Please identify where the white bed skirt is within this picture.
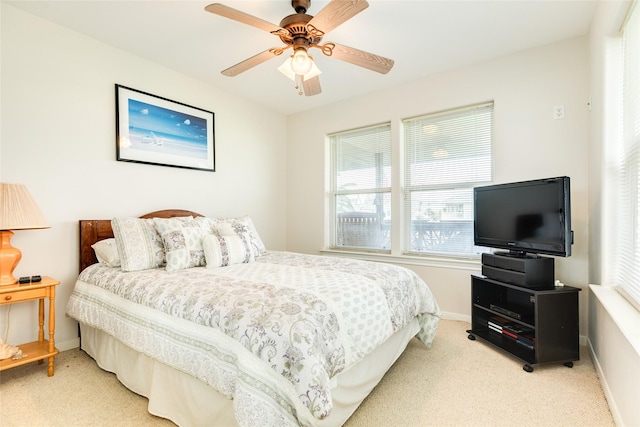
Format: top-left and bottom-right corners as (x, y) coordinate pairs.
(80, 318), (420, 427)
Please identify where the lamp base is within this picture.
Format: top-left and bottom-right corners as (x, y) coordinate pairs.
(0, 230), (21, 286)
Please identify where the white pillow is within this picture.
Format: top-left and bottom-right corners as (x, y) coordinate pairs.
(112, 217), (167, 272)
(153, 217), (210, 271)
(91, 238), (120, 267)
(203, 233), (254, 268)
(211, 216), (266, 257)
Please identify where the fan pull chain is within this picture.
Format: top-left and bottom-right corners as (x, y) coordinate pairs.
(295, 75), (304, 96)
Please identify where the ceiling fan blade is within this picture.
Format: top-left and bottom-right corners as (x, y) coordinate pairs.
(308, 0), (369, 35)
(302, 75), (322, 96)
(205, 3), (284, 34)
(328, 43), (394, 74)
(222, 50), (280, 77)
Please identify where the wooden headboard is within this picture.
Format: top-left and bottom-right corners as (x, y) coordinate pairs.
(79, 209), (203, 273)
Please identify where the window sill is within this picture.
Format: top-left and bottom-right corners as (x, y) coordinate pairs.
(320, 249), (481, 271)
(590, 284), (640, 355)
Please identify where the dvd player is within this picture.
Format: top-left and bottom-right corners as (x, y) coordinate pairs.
(490, 303), (522, 320)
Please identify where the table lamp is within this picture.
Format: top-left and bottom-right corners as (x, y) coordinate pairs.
(0, 183), (49, 286)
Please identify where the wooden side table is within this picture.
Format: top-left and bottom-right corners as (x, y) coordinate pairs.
(0, 276), (60, 376)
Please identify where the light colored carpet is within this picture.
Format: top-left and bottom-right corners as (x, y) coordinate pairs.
(0, 320), (614, 427)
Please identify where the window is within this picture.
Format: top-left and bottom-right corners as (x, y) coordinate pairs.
(328, 102), (494, 258)
(404, 103), (493, 256)
(615, 2), (640, 307)
(330, 124), (391, 251)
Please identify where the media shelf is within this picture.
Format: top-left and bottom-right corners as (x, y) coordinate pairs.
(467, 274), (580, 372)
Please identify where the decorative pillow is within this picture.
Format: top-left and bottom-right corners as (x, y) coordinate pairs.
(112, 217), (168, 272)
(203, 233), (255, 268)
(153, 217), (211, 271)
(91, 238), (120, 268)
(210, 216), (266, 257)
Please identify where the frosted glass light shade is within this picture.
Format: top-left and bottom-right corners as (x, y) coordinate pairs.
(278, 57), (321, 81)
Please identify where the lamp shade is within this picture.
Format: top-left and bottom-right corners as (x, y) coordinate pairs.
(0, 183), (49, 286)
(0, 183), (49, 230)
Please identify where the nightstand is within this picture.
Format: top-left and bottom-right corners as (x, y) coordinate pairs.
(0, 277), (60, 376)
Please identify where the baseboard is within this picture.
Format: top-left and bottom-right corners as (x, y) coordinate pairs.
(588, 337), (622, 427)
(57, 337), (80, 352)
(440, 311), (470, 323)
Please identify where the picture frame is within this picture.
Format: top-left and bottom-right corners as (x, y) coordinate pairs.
(115, 84), (215, 172)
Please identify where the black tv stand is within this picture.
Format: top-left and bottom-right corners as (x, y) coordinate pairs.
(467, 275), (580, 372)
(481, 252), (554, 289)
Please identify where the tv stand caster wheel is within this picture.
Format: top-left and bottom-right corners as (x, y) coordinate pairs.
(467, 334), (476, 341)
(523, 364), (534, 373)
(564, 362), (574, 368)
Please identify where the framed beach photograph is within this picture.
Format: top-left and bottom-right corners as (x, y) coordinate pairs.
(115, 84), (215, 172)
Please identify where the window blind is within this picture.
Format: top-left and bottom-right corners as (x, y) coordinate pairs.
(330, 123), (392, 250)
(616, 1), (640, 307)
(404, 103), (493, 187)
(403, 102), (493, 256)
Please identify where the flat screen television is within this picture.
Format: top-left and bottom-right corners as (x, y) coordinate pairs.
(474, 176), (572, 257)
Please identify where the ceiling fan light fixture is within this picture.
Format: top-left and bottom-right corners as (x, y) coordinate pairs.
(290, 48), (313, 75)
(302, 59), (321, 80)
(277, 58), (295, 80)
(278, 56), (321, 81)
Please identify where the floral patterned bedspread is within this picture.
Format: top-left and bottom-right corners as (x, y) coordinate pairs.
(66, 251), (440, 426)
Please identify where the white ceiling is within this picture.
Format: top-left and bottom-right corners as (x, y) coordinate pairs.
(6, 0), (597, 115)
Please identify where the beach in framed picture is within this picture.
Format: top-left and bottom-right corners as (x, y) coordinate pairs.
(116, 84), (215, 172)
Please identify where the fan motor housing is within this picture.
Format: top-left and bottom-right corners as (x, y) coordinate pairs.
(279, 13), (312, 30)
(279, 13), (322, 47)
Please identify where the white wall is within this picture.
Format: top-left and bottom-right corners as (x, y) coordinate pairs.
(286, 37), (590, 330)
(0, 4), (288, 350)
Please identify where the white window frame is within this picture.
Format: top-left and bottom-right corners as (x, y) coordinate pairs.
(327, 102), (494, 264)
(613, 0), (640, 309)
(328, 123), (392, 253)
(402, 102), (494, 258)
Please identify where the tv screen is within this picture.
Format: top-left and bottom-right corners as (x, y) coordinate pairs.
(474, 177), (572, 257)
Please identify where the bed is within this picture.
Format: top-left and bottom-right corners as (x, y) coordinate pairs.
(66, 209), (441, 426)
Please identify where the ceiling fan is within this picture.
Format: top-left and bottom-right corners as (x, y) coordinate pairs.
(204, 0), (394, 96)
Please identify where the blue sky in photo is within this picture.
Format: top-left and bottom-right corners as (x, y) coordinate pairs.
(128, 99), (208, 145)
